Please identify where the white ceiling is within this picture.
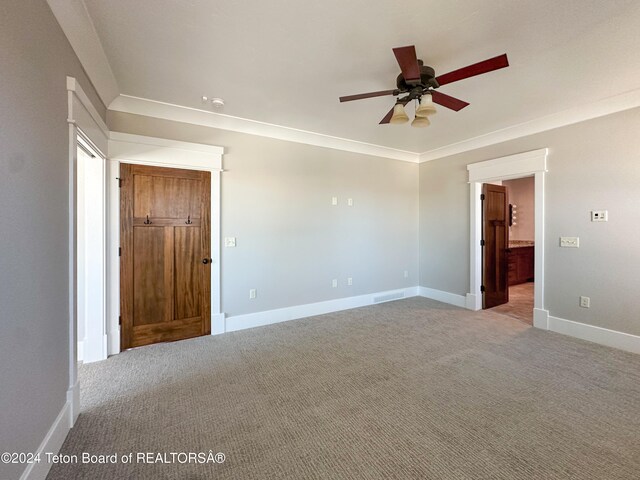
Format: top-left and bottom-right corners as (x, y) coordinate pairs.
(80, 0), (640, 154)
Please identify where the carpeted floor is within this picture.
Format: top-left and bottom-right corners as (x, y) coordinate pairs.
(48, 297), (640, 480)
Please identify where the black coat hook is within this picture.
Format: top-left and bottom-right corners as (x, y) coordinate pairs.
(185, 215), (192, 225)
(144, 215), (152, 225)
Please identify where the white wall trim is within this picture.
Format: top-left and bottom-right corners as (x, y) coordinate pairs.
(108, 133), (224, 349)
(226, 287), (418, 333)
(66, 76), (109, 423)
(548, 315), (640, 355)
(419, 88), (640, 162)
(418, 287), (466, 308)
(109, 95), (420, 163)
(19, 400), (71, 480)
(467, 149), (548, 318)
(49, 0), (119, 106)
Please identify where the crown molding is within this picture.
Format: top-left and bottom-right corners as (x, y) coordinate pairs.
(419, 88), (640, 163)
(108, 95), (420, 163)
(47, 0), (119, 106)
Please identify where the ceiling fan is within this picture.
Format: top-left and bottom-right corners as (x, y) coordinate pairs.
(339, 46), (509, 127)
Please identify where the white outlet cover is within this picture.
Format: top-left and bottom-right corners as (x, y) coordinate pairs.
(347, 277), (353, 285)
(347, 198), (353, 206)
(560, 236), (579, 248)
(579, 296), (590, 308)
(249, 289), (256, 299)
(331, 279), (338, 288)
(224, 237), (236, 247)
(331, 197), (338, 206)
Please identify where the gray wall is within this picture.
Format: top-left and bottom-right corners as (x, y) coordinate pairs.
(503, 176), (534, 241)
(0, 1), (105, 478)
(419, 108), (640, 336)
(108, 112), (419, 317)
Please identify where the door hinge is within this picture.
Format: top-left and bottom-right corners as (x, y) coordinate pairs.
(480, 239), (485, 247)
(480, 285), (486, 293)
(118, 315), (122, 325)
(480, 193), (485, 201)
(119, 247), (122, 257)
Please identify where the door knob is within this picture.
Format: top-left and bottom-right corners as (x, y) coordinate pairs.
(202, 258), (209, 264)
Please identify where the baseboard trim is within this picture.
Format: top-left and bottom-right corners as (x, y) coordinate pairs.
(533, 308), (549, 330)
(418, 287), (466, 308)
(68, 380), (80, 426)
(465, 292), (481, 311)
(77, 340), (83, 362)
(19, 400), (71, 480)
(211, 312), (226, 336)
(225, 287), (418, 333)
(548, 315), (640, 355)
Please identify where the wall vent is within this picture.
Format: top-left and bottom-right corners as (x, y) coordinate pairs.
(373, 291), (405, 304)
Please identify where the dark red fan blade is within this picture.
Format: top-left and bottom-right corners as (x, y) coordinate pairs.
(393, 45), (421, 83)
(431, 90), (470, 112)
(435, 54), (509, 86)
(339, 89), (397, 103)
(379, 98), (410, 124)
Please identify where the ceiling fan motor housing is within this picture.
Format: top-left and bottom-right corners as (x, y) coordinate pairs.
(396, 64), (439, 92)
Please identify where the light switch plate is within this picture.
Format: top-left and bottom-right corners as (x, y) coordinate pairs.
(560, 236), (579, 248)
(224, 237), (236, 247)
(591, 210), (608, 222)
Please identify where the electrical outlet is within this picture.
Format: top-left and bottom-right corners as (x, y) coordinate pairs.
(331, 197), (338, 206)
(404, 270), (409, 278)
(591, 210), (608, 222)
(560, 236), (579, 248)
(579, 296), (590, 308)
(331, 279), (338, 288)
(249, 289), (256, 299)
(347, 198), (353, 207)
(347, 277), (353, 286)
(224, 237), (236, 247)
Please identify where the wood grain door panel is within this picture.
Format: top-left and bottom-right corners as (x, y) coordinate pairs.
(482, 184), (509, 309)
(121, 163), (211, 349)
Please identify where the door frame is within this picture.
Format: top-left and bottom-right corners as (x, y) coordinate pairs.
(67, 76), (110, 424)
(467, 148), (549, 329)
(108, 132), (225, 354)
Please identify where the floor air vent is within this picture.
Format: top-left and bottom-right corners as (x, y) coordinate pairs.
(373, 291), (405, 303)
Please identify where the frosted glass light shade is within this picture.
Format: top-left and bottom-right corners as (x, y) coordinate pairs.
(411, 115), (431, 128)
(389, 103), (409, 124)
(416, 94), (437, 117)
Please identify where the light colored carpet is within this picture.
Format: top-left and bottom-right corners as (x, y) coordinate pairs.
(47, 297), (640, 480)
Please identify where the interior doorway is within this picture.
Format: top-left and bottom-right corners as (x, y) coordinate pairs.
(119, 163), (212, 349)
(76, 132), (107, 362)
(482, 177), (535, 324)
(467, 148), (548, 330)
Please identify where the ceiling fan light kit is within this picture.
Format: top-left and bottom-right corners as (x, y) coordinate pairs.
(339, 46), (509, 127)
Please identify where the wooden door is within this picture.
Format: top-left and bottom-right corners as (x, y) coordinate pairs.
(120, 164), (211, 349)
(482, 183), (509, 309)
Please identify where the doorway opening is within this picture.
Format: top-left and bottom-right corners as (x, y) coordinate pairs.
(482, 178), (534, 324)
(76, 132), (107, 362)
(467, 148), (549, 330)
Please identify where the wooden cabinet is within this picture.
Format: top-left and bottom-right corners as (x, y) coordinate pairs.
(507, 246), (534, 286)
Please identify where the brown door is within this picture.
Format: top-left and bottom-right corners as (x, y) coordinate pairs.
(120, 164), (211, 349)
(482, 183), (509, 309)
